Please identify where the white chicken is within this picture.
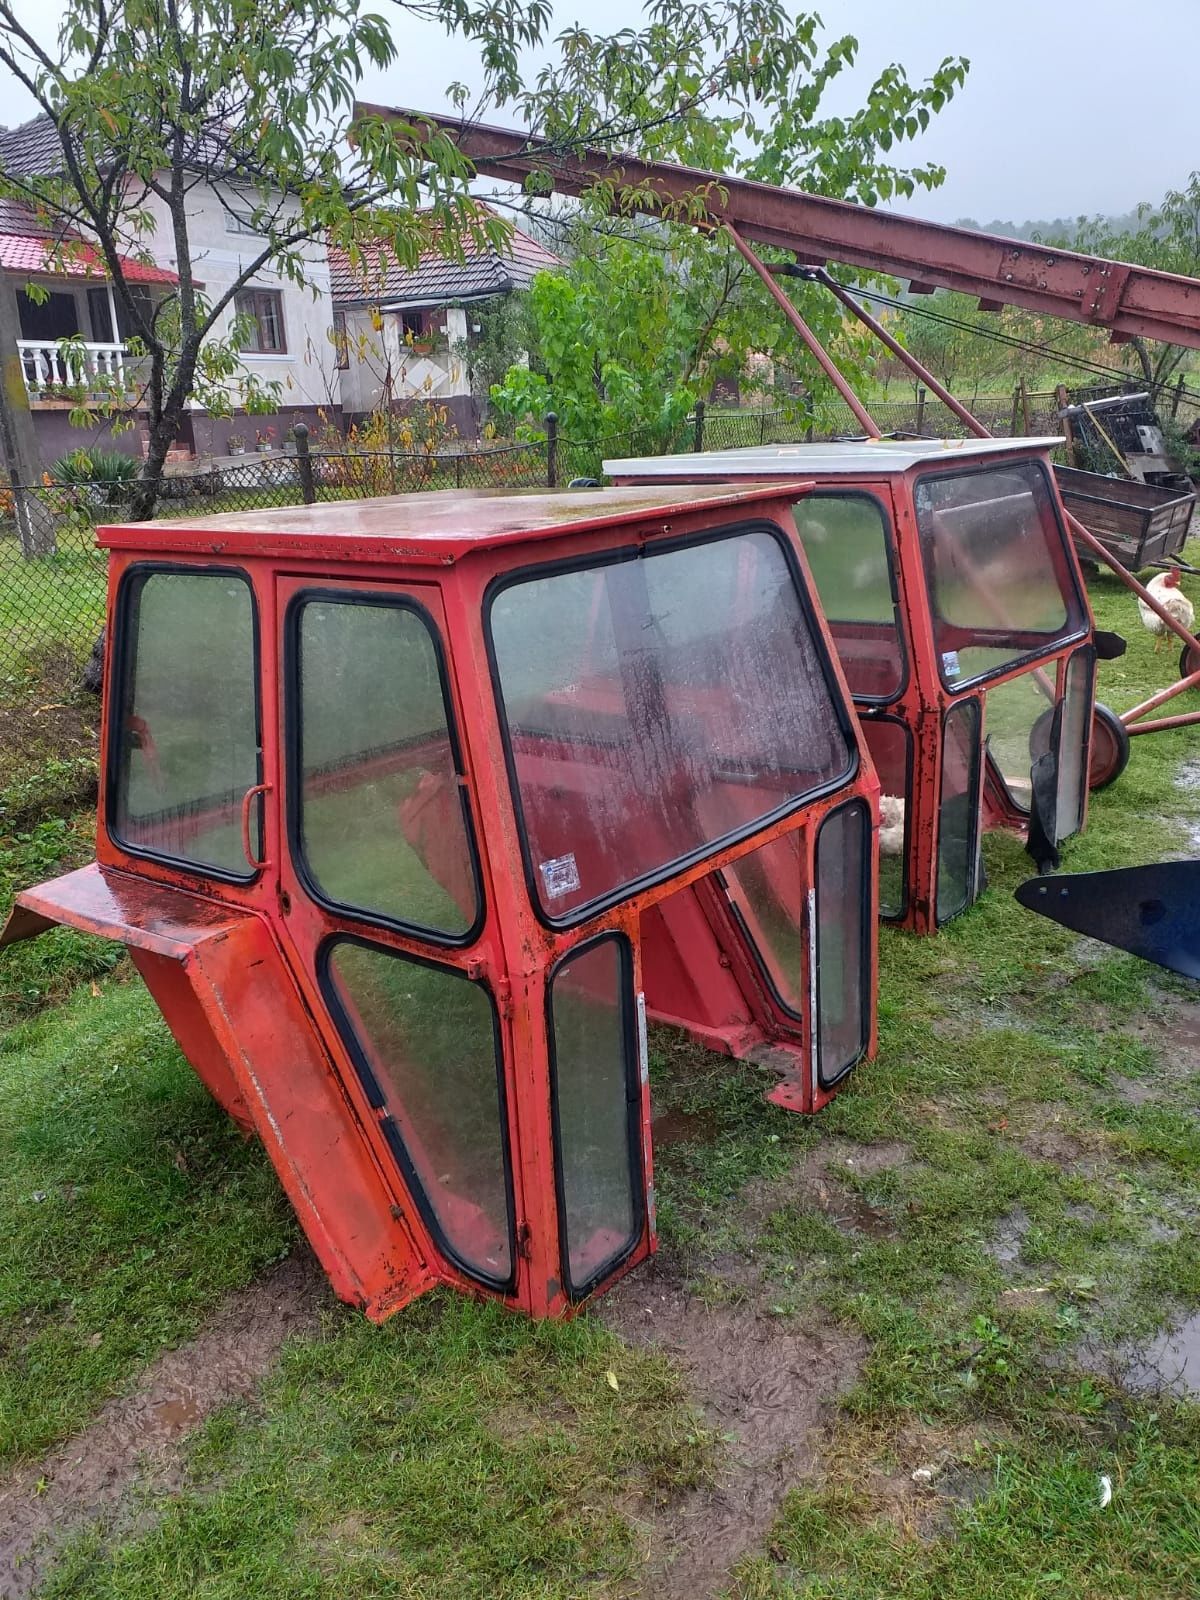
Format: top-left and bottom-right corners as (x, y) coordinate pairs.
(1138, 567), (1195, 651)
(879, 794), (906, 857)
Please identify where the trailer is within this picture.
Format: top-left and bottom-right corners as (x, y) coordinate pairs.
(1054, 466), (1194, 572)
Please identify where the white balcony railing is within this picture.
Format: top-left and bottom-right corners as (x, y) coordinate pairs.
(17, 338), (130, 402)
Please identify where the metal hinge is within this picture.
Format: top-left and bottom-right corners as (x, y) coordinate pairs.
(496, 975), (513, 1021)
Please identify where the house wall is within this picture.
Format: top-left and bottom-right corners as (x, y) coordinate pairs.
(134, 183), (343, 422)
(337, 303), (479, 437)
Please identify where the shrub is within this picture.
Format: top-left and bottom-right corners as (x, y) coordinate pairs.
(50, 449), (139, 493)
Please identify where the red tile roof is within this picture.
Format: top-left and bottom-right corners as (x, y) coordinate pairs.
(0, 230), (179, 284)
(329, 204), (561, 306)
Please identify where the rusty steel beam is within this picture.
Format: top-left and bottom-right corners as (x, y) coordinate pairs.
(362, 107), (1200, 351)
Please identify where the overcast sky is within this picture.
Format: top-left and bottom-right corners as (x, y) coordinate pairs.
(0, 0), (1194, 227)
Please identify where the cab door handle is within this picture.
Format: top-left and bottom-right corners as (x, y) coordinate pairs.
(241, 783), (272, 872)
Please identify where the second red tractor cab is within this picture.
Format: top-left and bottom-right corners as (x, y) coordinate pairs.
(2, 484), (878, 1321)
(607, 438), (1110, 934)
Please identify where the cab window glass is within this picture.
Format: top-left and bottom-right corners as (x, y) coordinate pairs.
(293, 596), (479, 939)
(111, 568), (260, 876)
(549, 937), (641, 1297)
(323, 939), (512, 1289)
(793, 493), (906, 701)
(916, 463), (1083, 686)
(489, 526), (853, 924)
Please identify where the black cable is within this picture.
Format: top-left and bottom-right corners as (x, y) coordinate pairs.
(851, 285), (1200, 403)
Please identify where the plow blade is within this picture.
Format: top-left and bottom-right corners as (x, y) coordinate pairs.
(1015, 860), (1200, 978)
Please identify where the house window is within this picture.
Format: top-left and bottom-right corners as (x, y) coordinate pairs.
(235, 288), (286, 354)
(225, 209), (260, 237)
(398, 309), (427, 343)
(332, 310), (349, 370)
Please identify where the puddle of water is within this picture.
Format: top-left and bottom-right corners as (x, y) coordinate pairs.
(988, 1207), (1030, 1268)
(1125, 1312), (1200, 1397)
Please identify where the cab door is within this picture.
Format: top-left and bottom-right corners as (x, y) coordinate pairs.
(272, 574), (522, 1305)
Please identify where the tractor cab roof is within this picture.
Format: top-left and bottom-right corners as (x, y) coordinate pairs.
(604, 437), (1064, 481)
(96, 482), (813, 566)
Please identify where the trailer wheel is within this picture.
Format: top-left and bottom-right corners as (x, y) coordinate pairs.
(1088, 703), (1131, 791)
(1179, 642), (1200, 682)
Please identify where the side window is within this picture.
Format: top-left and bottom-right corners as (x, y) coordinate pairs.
(290, 594), (480, 941)
(110, 567), (260, 878)
(793, 493), (907, 703)
(815, 800), (870, 1086)
(548, 936), (643, 1299)
(322, 938), (514, 1290)
(938, 698), (982, 924)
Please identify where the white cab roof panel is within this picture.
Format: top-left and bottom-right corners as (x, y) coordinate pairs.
(604, 436), (1064, 479)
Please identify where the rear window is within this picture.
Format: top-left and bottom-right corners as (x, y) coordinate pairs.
(793, 492), (906, 702)
(487, 523), (854, 924)
(109, 567), (260, 878)
(915, 461), (1085, 687)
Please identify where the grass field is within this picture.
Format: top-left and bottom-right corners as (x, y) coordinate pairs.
(2, 550), (1200, 1595)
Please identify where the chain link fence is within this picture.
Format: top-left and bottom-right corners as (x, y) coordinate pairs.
(0, 387), (1097, 686)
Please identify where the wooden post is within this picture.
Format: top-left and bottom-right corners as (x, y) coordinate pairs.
(1055, 384), (1078, 467)
(0, 276), (51, 556)
(293, 422), (316, 505)
(693, 398), (705, 452)
(1010, 383), (1021, 437)
(1173, 374), (1185, 420)
(1020, 379), (1032, 435)
(545, 411), (558, 488)
(915, 385), (927, 435)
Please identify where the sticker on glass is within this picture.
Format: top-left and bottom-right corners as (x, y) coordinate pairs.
(942, 650), (961, 678)
(539, 852), (581, 899)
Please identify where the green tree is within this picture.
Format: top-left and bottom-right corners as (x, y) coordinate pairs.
(489, 19), (969, 439)
(893, 291), (1117, 402)
(1065, 177), (1200, 394)
(0, 0), (848, 515)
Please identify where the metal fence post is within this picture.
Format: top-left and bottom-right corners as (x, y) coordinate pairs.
(293, 422), (316, 505)
(546, 411), (558, 488)
(759, 409), (767, 445)
(915, 385), (927, 435)
(693, 399), (705, 452)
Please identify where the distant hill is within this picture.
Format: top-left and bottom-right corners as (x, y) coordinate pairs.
(953, 209), (1145, 242)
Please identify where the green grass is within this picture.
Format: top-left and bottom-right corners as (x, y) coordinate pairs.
(41, 1296), (709, 1600)
(3, 540), (1200, 1594)
(0, 979), (297, 1461)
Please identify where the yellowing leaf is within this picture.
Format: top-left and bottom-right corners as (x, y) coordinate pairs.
(605, 1369), (619, 1392)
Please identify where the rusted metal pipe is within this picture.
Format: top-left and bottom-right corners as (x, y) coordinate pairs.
(1125, 709), (1200, 735)
(723, 227), (881, 438)
(1117, 664), (1200, 726)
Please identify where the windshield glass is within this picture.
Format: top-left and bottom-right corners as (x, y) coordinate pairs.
(488, 524), (854, 923)
(915, 461), (1084, 687)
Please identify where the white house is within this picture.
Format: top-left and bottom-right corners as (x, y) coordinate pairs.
(328, 205), (561, 437)
(0, 113), (342, 465)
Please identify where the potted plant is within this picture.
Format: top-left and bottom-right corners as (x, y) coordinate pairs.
(256, 427), (276, 453)
(226, 432), (246, 455)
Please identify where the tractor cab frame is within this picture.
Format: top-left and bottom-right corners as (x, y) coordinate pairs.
(3, 484), (878, 1320)
(607, 439), (1097, 934)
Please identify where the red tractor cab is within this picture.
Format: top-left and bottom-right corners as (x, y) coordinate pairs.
(607, 440), (1100, 934)
(2, 484), (878, 1320)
